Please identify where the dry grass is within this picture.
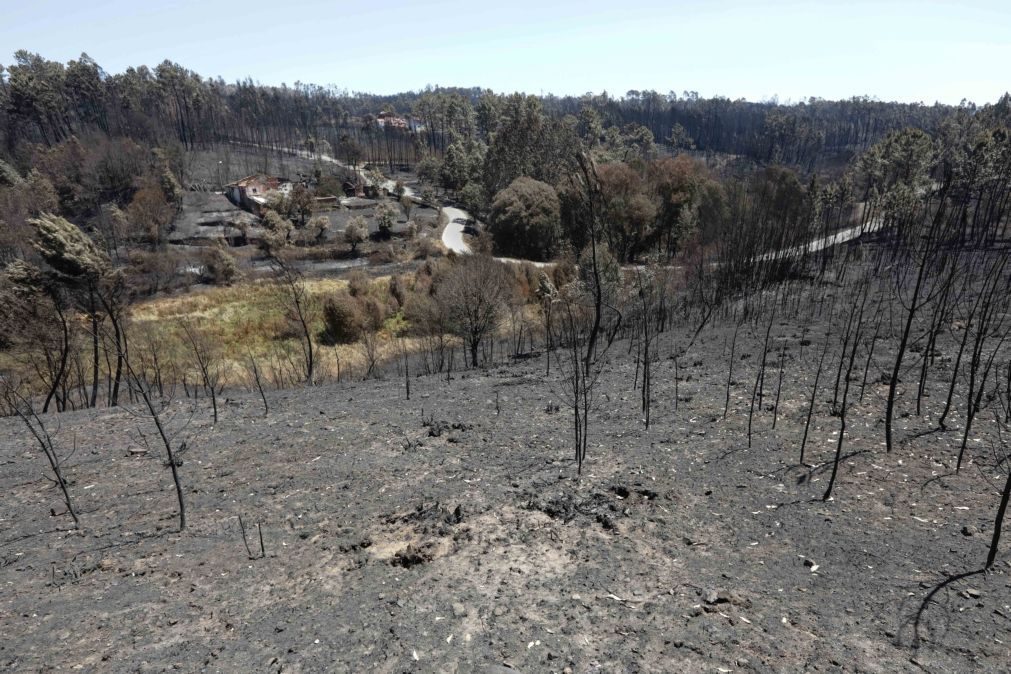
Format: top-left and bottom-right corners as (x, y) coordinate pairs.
(131, 276), (403, 386)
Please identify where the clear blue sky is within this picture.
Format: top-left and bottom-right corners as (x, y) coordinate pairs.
(4, 0), (1009, 104)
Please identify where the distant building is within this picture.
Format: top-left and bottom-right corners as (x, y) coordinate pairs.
(376, 111), (410, 130)
(225, 174), (292, 214)
(375, 112), (425, 133)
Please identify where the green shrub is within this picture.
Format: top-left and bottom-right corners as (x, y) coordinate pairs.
(320, 293), (364, 345)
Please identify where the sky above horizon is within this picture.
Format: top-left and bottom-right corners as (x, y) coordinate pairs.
(4, 0), (1009, 105)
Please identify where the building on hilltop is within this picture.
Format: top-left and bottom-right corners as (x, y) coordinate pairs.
(376, 111), (409, 130)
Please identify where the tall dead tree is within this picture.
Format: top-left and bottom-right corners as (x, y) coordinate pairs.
(956, 264), (1010, 472)
(551, 152), (623, 475)
(824, 283), (869, 501)
(988, 389), (1011, 569)
(800, 334), (831, 466)
(885, 206), (950, 452)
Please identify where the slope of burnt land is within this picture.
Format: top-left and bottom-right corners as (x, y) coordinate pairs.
(1, 317), (1009, 673)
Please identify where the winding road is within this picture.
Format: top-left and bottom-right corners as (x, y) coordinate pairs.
(261, 144), (881, 265)
(757, 218), (883, 263)
(439, 206), (472, 254)
(268, 144), (473, 254)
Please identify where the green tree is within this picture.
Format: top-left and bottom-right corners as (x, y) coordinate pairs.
(375, 202), (397, 238)
(261, 209), (293, 255)
(416, 155), (443, 190)
(288, 184), (315, 226)
(399, 194), (414, 221)
(344, 215), (368, 252)
(308, 215), (330, 244)
(488, 177), (562, 261)
(596, 162), (658, 262)
(459, 182), (488, 217)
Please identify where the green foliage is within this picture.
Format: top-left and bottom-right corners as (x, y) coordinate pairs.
(375, 202), (397, 238)
(344, 216), (368, 252)
(23, 170), (59, 215)
(202, 245), (239, 286)
(416, 156), (443, 188)
(482, 94), (579, 196)
(458, 182), (488, 217)
(577, 105), (604, 146)
(440, 137), (485, 192)
(489, 177), (562, 261)
(595, 162), (658, 262)
(420, 186), (436, 206)
(365, 167), (386, 193)
(399, 194), (413, 220)
(320, 293), (365, 345)
(260, 210), (293, 255)
(30, 213), (110, 281)
(0, 159), (22, 187)
(316, 175), (345, 198)
(857, 127), (935, 194)
(308, 215), (330, 244)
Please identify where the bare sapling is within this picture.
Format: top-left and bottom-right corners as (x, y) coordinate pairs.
(549, 151), (624, 475)
(773, 344), (786, 429)
(271, 256), (317, 385)
(800, 334), (831, 466)
(635, 265), (659, 429)
(247, 353), (269, 416)
(724, 323), (740, 420)
(238, 515), (266, 560)
(122, 351), (188, 531)
(181, 320), (223, 424)
(757, 311), (775, 410)
(2, 383), (80, 528)
(401, 336), (411, 400)
(859, 308), (883, 403)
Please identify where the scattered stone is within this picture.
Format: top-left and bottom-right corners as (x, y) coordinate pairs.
(596, 513), (615, 530)
(965, 588), (982, 599)
(452, 602), (467, 618)
(719, 590), (751, 608)
(962, 525), (979, 537)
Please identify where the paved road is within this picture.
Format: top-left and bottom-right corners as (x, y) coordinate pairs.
(255, 144), (881, 266)
(270, 145), (475, 255)
(758, 218), (883, 262)
(440, 206), (472, 254)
